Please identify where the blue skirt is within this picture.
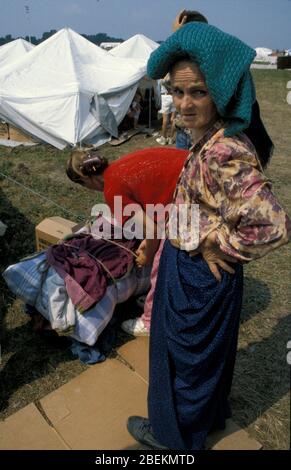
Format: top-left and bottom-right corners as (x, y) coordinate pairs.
(148, 240), (243, 450)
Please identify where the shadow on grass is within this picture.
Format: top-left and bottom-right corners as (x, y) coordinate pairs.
(232, 313), (291, 430)
(232, 275), (289, 435)
(0, 184), (141, 415)
(240, 276), (272, 323)
(0, 188), (35, 267)
(105, 297), (143, 360)
(0, 187), (36, 343)
(0, 291), (140, 414)
(0, 188), (74, 413)
(0, 322), (73, 412)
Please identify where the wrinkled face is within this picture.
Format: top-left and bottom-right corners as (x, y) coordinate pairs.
(170, 61), (218, 131)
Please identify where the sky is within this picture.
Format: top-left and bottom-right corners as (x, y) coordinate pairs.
(0, 0), (290, 50)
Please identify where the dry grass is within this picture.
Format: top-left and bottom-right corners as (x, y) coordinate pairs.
(231, 69), (291, 450)
(0, 69), (290, 449)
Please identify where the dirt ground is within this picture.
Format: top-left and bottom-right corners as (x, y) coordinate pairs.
(0, 123), (36, 142)
(0, 69), (290, 449)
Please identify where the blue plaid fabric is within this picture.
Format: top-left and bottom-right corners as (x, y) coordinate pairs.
(3, 253), (151, 346)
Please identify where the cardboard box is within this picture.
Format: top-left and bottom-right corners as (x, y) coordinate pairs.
(35, 216), (81, 251)
(40, 358), (148, 450)
(0, 403), (68, 450)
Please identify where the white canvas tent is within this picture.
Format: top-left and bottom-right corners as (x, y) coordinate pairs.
(100, 42), (121, 51)
(0, 38), (34, 68)
(109, 34), (159, 63)
(0, 28), (147, 149)
(110, 34), (161, 122)
(255, 47), (274, 62)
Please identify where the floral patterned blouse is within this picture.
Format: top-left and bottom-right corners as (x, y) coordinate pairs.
(169, 120), (291, 261)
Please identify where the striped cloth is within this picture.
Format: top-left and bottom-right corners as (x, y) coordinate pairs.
(3, 252), (151, 346)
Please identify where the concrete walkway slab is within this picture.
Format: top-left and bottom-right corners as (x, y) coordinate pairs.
(40, 358), (148, 450)
(117, 337), (262, 450)
(1, 338), (262, 451)
(118, 337), (149, 383)
(0, 403), (68, 450)
(206, 419), (262, 450)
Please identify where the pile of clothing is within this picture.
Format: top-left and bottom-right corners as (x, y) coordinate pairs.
(3, 229), (151, 363)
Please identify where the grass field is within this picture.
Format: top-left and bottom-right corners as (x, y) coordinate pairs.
(0, 69), (290, 449)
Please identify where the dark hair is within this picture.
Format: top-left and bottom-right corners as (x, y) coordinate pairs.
(244, 100), (274, 168)
(135, 88), (143, 98)
(180, 10), (208, 25)
(82, 153), (108, 175)
(66, 151), (108, 186)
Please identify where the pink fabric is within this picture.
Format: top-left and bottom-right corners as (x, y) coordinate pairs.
(141, 239), (165, 330)
(46, 233), (136, 312)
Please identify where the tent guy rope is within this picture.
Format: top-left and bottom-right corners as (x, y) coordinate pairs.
(0, 170), (86, 222)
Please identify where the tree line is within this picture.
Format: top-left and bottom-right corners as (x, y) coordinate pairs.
(0, 31), (124, 46)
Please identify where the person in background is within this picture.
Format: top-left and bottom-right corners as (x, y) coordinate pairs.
(172, 8), (208, 30)
(171, 8), (272, 154)
(155, 77), (176, 146)
(173, 9), (208, 150)
(127, 90), (143, 129)
(66, 147), (188, 273)
(122, 8), (210, 335)
(126, 21), (290, 450)
(156, 10), (209, 148)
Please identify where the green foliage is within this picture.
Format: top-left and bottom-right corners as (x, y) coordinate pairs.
(0, 31), (124, 46)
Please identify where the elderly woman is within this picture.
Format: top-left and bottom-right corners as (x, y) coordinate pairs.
(127, 23), (290, 450)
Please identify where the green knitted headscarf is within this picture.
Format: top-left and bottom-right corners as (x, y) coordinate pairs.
(147, 22), (256, 137)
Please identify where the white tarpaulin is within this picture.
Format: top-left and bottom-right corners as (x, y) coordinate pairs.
(110, 34), (161, 112)
(0, 38), (34, 68)
(255, 47), (273, 62)
(0, 28), (147, 149)
(109, 34), (159, 63)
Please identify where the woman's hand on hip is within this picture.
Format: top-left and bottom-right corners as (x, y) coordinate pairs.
(198, 231), (238, 282)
